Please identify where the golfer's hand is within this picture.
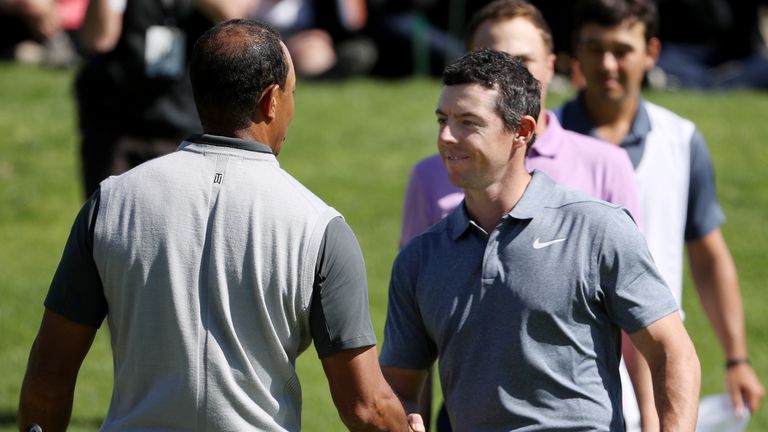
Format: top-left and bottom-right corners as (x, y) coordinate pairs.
(408, 413), (425, 432)
(726, 362), (765, 415)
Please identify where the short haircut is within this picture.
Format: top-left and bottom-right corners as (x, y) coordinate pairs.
(190, 19), (288, 132)
(573, 0), (658, 41)
(466, 0), (554, 54)
(443, 48), (540, 148)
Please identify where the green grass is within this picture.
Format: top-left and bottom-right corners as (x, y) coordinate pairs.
(0, 62), (765, 430)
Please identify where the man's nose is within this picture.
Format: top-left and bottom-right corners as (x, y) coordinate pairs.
(438, 124), (457, 144)
(601, 51), (618, 71)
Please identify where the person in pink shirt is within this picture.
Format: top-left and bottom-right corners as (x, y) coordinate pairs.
(399, 2), (645, 430)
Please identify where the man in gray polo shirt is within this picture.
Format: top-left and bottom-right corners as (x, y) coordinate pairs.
(19, 19), (421, 432)
(380, 49), (700, 431)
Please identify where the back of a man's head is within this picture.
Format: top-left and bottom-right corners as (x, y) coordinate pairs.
(443, 48), (541, 136)
(465, 0), (554, 54)
(190, 19), (288, 133)
(573, 0), (658, 41)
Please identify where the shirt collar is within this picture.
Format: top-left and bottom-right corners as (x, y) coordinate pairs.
(508, 170), (553, 220)
(567, 92), (652, 148)
(449, 202), (472, 240)
(448, 171), (555, 240)
(183, 133), (274, 154)
(529, 111), (561, 158)
(623, 98), (651, 148)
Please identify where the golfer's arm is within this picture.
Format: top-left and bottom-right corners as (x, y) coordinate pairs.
(321, 346), (410, 431)
(18, 309), (97, 432)
(630, 313), (700, 432)
(687, 229), (747, 361)
(382, 366), (429, 415)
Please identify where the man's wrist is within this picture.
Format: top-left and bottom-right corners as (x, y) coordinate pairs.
(725, 358), (750, 369)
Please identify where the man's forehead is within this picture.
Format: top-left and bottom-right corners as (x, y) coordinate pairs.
(475, 17), (543, 50)
(578, 19), (647, 44)
(437, 83), (499, 111)
(440, 83), (499, 99)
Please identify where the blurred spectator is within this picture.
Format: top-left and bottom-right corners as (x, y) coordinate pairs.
(251, 0), (377, 79)
(364, 0), (493, 77)
(74, 0), (248, 197)
(652, 0), (768, 89)
(0, 0), (83, 67)
(527, 0), (581, 88)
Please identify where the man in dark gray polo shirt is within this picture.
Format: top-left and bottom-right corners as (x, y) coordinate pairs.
(19, 19), (421, 432)
(380, 48), (700, 431)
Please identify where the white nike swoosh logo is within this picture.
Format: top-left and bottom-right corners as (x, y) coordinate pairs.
(532, 237), (567, 249)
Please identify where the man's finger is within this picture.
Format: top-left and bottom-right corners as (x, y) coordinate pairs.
(408, 413), (425, 432)
(728, 383), (745, 416)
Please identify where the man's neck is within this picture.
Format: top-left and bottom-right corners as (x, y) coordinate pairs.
(582, 91), (639, 146)
(464, 169), (532, 234)
(229, 126), (279, 153)
(536, 109), (548, 137)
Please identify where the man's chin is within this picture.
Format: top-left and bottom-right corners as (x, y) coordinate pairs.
(599, 83), (627, 100)
(447, 174), (469, 189)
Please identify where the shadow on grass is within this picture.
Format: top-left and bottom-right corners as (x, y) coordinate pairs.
(0, 411), (103, 429)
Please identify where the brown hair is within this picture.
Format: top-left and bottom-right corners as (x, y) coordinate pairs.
(465, 0), (554, 54)
(573, 0), (658, 41)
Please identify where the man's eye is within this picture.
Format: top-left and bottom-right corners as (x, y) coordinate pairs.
(612, 48), (631, 58)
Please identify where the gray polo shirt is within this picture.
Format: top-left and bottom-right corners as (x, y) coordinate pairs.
(46, 135), (376, 359)
(381, 171), (678, 432)
(45, 134), (378, 430)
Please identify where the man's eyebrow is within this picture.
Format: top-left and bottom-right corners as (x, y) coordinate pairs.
(435, 109), (480, 118)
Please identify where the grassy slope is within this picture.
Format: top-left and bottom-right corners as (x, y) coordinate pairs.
(0, 63), (765, 430)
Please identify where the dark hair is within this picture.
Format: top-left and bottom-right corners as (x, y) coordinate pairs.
(573, 0), (658, 41)
(443, 48), (540, 147)
(466, 0), (554, 54)
(190, 19), (288, 132)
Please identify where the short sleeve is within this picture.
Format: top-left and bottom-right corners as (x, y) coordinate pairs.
(310, 217), (377, 358)
(684, 129), (725, 241)
(597, 209), (679, 334)
(379, 249), (437, 369)
(45, 190), (108, 328)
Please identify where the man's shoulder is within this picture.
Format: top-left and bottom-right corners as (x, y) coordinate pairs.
(103, 146), (335, 213)
(642, 100), (696, 129)
(527, 172), (619, 213)
(638, 100), (699, 155)
(542, 180), (626, 222)
(99, 148), (191, 190)
(558, 128), (627, 159)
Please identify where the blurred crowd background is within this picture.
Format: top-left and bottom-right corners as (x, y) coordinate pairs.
(2, 0), (768, 89)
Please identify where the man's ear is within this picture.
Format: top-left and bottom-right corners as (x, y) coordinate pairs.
(544, 52), (556, 84)
(257, 84), (280, 122)
(645, 36), (661, 71)
(515, 115), (537, 148)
